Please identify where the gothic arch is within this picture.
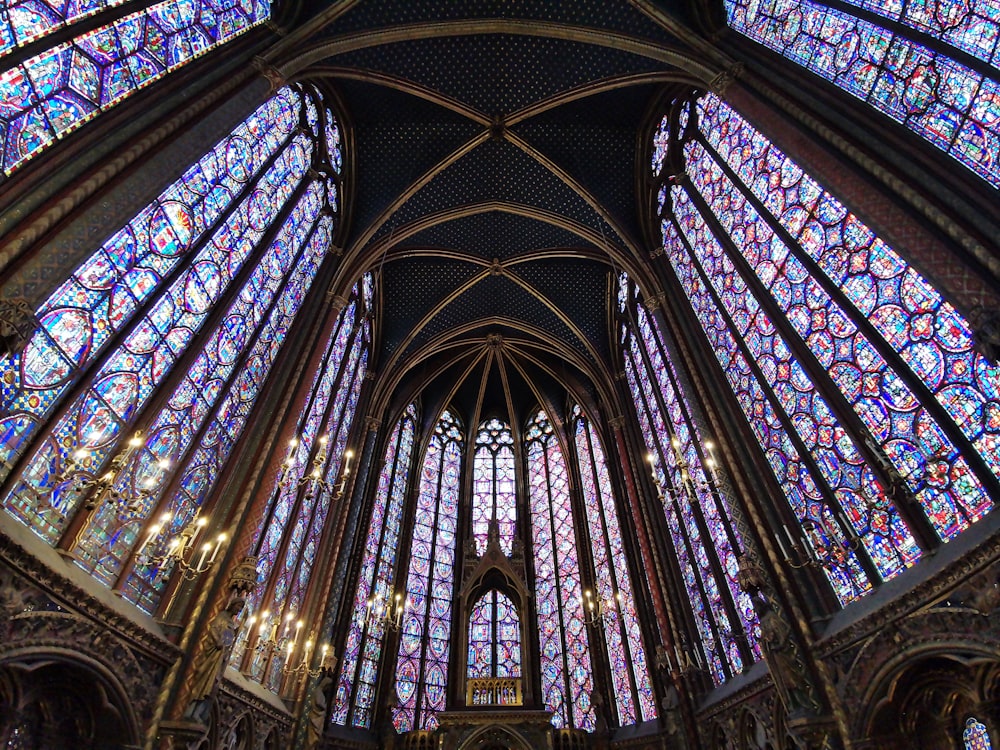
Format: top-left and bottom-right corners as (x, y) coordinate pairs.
(0, 654), (139, 748)
(848, 611), (1000, 748)
(455, 722), (534, 750)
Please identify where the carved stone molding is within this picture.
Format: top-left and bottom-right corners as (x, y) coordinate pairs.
(816, 526), (1000, 656)
(0, 529), (180, 658)
(641, 292), (667, 312)
(970, 307), (1000, 363)
(710, 63), (745, 95)
(2, 608), (166, 723)
(252, 55), (286, 92)
(0, 298), (37, 356)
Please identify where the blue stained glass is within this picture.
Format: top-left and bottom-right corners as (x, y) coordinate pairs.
(0, 88), (300, 485)
(70, 180), (329, 603)
(332, 405), (415, 729)
(696, 93), (999, 540)
(573, 409), (657, 724)
(472, 418), (516, 555)
(620, 285), (762, 686)
(0, 0), (270, 179)
(835, 0), (1000, 68)
(724, 0), (1000, 187)
(393, 411), (461, 732)
(527, 411), (594, 731)
(2, 131), (315, 543)
(965, 717), (993, 750)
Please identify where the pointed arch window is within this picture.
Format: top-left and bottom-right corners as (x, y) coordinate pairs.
(393, 409), (462, 733)
(724, 0), (1000, 187)
(652, 92), (1000, 606)
(226, 276), (372, 687)
(467, 589), (521, 681)
(0, 0), (270, 180)
(572, 407), (657, 725)
(472, 418), (516, 555)
(332, 404), (417, 729)
(619, 277), (761, 685)
(0, 84), (342, 614)
(526, 410), (594, 730)
(965, 717), (993, 750)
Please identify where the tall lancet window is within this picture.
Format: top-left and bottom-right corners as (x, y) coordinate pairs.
(653, 93), (1000, 606)
(332, 404), (416, 729)
(724, 0), (1000, 187)
(965, 718), (993, 750)
(471, 418), (516, 554)
(0, 85), (342, 614)
(227, 275), (372, 687)
(526, 410), (594, 730)
(467, 590), (521, 682)
(0, 0), (271, 180)
(572, 407), (657, 724)
(393, 410), (462, 732)
(619, 276), (760, 685)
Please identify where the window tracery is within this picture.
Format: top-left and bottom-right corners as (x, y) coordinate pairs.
(0, 84), (342, 616)
(0, 0), (270, 180)
(724, 0), (1000, 187)
(652, 91), (1000, 607)
(619, 277), (760, 685)
(572, 407), (657, 724)
(472, 418), (516, 555)
(965, 717), (993, 750)
(393, 409), (462, 732)
(332, 404), (416, 729)
(526, 410), (594, 730)
(227, 276), (371, 687)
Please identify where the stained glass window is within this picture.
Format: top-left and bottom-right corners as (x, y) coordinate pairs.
(393, 410), (462, 733)
(226, 278), (372, 684)
(0, 85), (343, 614)
(0, 0), (270, 180)
(965, 717), (993, 750)
(619, 277), (761, 686)
(332, 404), (416, 729)
(467, 590), (521, 680)
(0, 86), (301, 491)
(471, 418), (516, 555)
(572, 407), (657, 724)
(724, 0), (1000, 187)
(526, 410), (594, 731)
(651, 91), (1000, 606)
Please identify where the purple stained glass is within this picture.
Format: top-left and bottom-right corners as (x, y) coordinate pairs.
(393, 410), (461, 732)
(527, 411), (595, 731)
(0, 1), (134, 56)
(670, 182), (935, 567)
(965, 717), (993, 750)
(573, 409), (657, 725)
(230, 281), (368, 674)
(0, 0), (270, 179)
(620, 284), (762, 685)
(467, 590), (521, 681)
(696, 93), (999, 540)
(724, 0), (1000, 187)
(836, 0), (1000, 67)
(332, 405), (415, 729)
(70, 180), (329, 604)
(0, 87), (300, 488)
(661, 215), (875, 604)
(2, 132), (315, 544)
(472, 418), (516, 555)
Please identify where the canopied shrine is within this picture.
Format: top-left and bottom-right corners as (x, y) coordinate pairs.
(0, 1), (999, 749)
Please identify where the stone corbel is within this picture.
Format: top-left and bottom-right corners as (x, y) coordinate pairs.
(0, 297), (38, 357)
(252, 56), (286, 93)
(971, 307), (1000, 364)
(709, 63), (745, 96)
